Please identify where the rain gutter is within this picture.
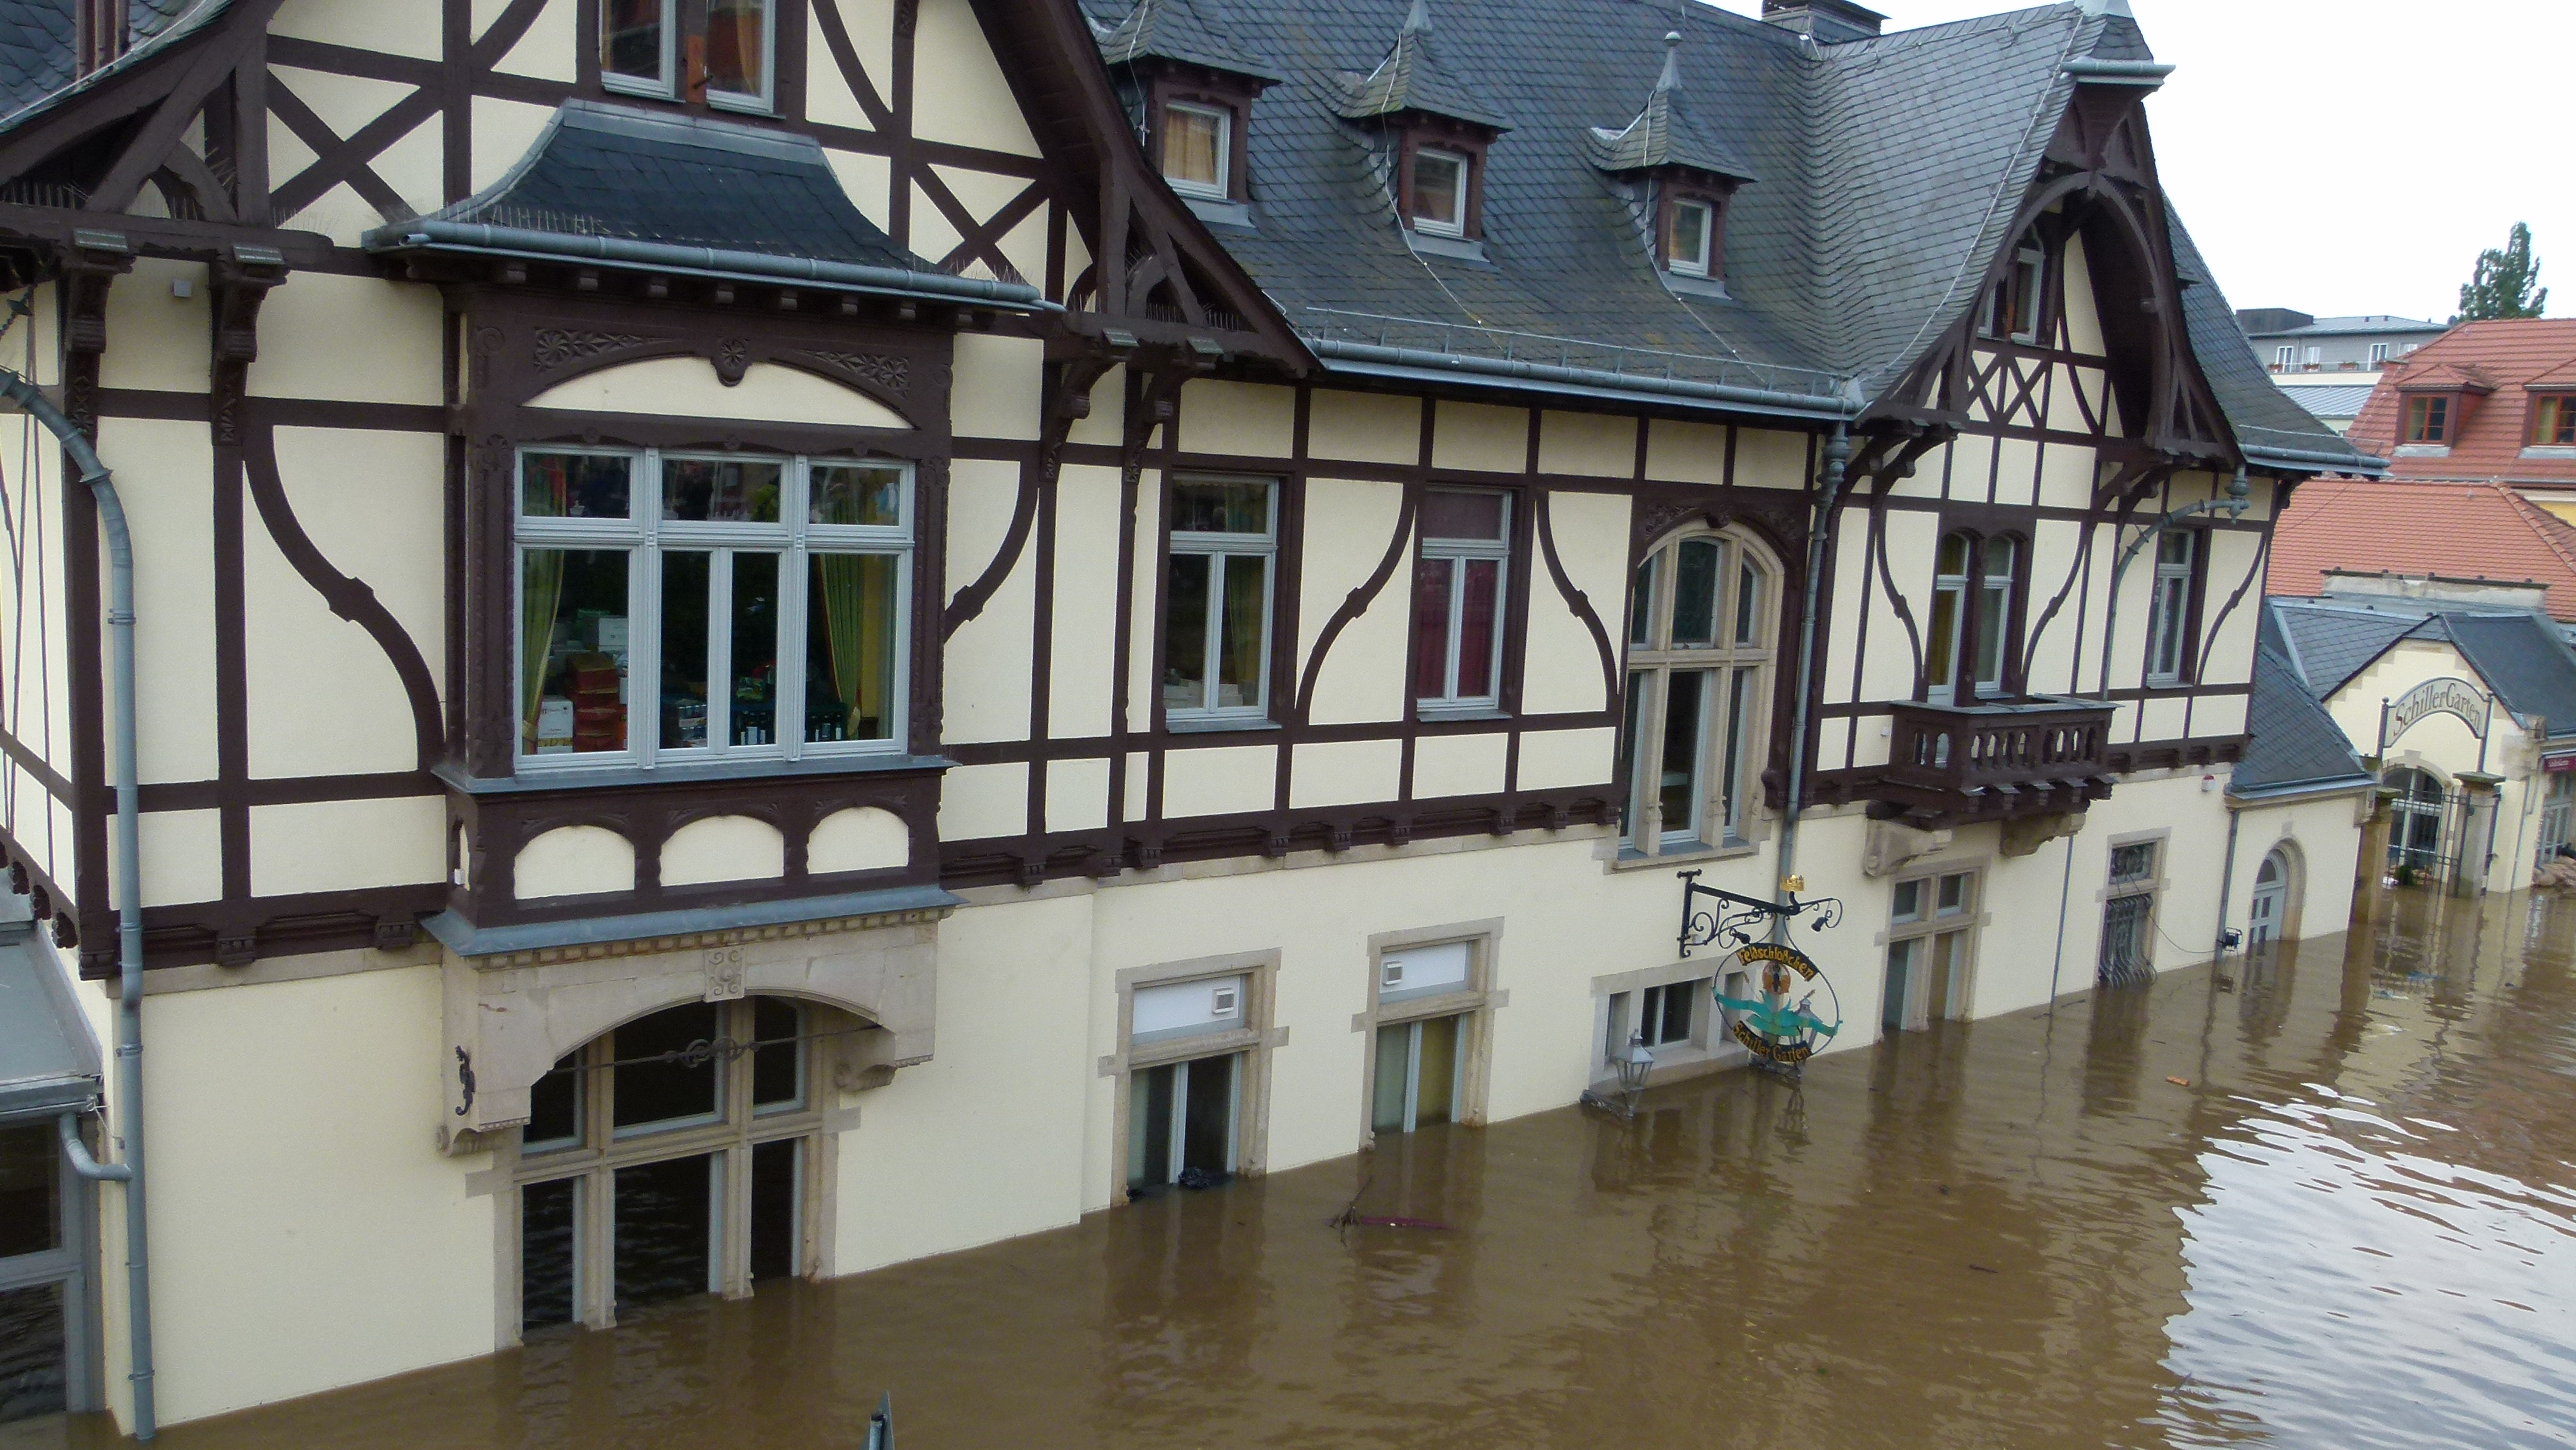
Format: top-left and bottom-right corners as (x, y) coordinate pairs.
(362, 221), (1058, 313)
(1304, 337), (1864, 424)
(2244, 442), (2387, 474)
(0, 367), (156, 1439)
(2224, 776), (2378, 804)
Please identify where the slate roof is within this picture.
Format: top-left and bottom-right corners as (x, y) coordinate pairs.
(2231, 631), (2371, 798)
(1095, 0), (1282, 84)
(1584, 36), (1757, 182)
(1082, 0), (2367, 470)
(2446, 612), (2576, 740)
(2271, 477), (2576, 621)
(2346, 320), (2576, 484)
(2267, 596), (2576, 742)
(0, 0), (227, 132)
(1328, 0), (1512, 130)
(2264, 597), (2433, 702)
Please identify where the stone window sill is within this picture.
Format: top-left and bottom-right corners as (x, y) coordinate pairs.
(1611, 838), (1758, 872)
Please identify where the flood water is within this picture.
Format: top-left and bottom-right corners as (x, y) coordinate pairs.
(31, 886), (2576, 1448)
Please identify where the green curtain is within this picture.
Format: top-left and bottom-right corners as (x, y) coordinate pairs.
(817, 553), (890, 738)
(520, 550), (564, 743)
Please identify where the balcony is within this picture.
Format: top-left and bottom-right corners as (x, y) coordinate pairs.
(1865, 696), (2117, 828)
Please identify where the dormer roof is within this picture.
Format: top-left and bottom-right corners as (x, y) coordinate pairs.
(1095, 0), (1283, 86)
(2397, 360), (2498, 394)
(1331, 0), (1510, 132)
(1585, 34), (1758, 184)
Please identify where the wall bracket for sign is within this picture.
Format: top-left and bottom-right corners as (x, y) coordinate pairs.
(1677, 870), (1846, 1074)
(1675, 869), (1843, 959)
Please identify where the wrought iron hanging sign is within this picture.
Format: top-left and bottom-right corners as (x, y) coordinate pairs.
(2379, 676), (2490, 754)
(1676, 870), (1846, 1067)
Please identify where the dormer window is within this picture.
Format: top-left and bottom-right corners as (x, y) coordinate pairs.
(600, 0), (773, 111)
(1407, 147), (1471, 237)
(2534, 395), (2576, 447)
(1160, 102), (1231, 199)
(1664, 194), (1718, 278)
(2406, 395), (2450, 443)
(1983, 244), (2044, 343)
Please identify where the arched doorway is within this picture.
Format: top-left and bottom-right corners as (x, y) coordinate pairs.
(2385, 767), (2453, 882)
(2247, 847), (2293, 947)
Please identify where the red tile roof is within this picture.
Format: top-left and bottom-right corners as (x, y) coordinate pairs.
(2271, 476), (2576, 622)
(2346, 320), (2576, 482)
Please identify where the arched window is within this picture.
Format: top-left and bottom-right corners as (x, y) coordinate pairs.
(1927, 532), (2017, 705)
(2247, 845), (2295, 948)
(1621, 529), (1776, 854)
(2385, 767), (2451, 878)
(515, 996), (824, 1334)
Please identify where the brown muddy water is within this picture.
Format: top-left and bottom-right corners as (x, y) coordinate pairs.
(33, 887), (2576, 1448)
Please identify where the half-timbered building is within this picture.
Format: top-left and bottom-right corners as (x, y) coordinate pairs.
(0, 0), (2380, 1426)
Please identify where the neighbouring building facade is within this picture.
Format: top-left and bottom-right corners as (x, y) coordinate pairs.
(2237, 308), (2444, 376)
(0, 0), (2376, 1429)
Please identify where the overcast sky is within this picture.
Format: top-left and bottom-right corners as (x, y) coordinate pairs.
(1705, 1), (2570, 323)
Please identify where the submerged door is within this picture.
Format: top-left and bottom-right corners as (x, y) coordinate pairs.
(1371, 1015), (1465, 1135)
(1127, 1052), (1241, 1193)
(2247, 849), (2289, 947)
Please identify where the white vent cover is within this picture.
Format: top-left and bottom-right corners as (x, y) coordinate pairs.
(1382, 961), (1405, 988)
(1210, 983), (1239, 1016)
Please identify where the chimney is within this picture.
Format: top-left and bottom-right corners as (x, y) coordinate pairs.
(1760, 0), (1886, 43)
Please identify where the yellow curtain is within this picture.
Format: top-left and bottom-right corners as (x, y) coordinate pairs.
(520, 550), (565, 744)
(708, 0), (766, 91)
(818, 554), (891, 738)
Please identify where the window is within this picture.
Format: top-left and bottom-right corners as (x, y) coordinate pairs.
(1973, 536), (2014, 698)
(1884, 869), (1976, 1033)
(1164, 478), (1275, 722)
(2302, 345), (2322, 368)
(1115, 959), (1274, 1200)
(2098, 840), (2160, 986)
(2542, 770), (2576, 862)
(1621, 531), (1774, 853)
(1160, 102), (1230, 199)
(600, 0), (772, 110)
(2405, 395), (2450, 442)
(1614, 978), (1702, 1050)
(1414, 489), (1510, 713)
(1372, 1015), (1465, 1134)
(1665, 196), (1716, 277)
(1128, 1053), (1241, 1194)
(516, 449), (911, 767)
(0, 1120), (78, 1420)
(518, 997), (818, 1331)
(2145, 531), (2194, 686)
(1925, 532), (2011, 703)
(1364, 934), (1490, 1139)
(1983, 244), (2043, 341)
(2273, 346), (2295, 370)
(1408, 147), (1469, 237)
(2368, 342), (2391, 366)
(2534, 395), (2576, 447)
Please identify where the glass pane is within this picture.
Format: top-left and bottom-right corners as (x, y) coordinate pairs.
(1129, 1064), (1176, 1190)
(601, 0), (665, 82)
(1457, 559), (1500, 699)
(1659, 670), (1710, 838)
(750, 1139), (798, 1282)
(1893, 879), (1922, 921)
(664, 457), (783, 524)
(1162, 106), (1224, 189)
(1925, 583), (1961, 695)
(1371, 1024), (1411, 1133)
(524, 549), (630, 756)
(1673, 539), (1722, 646)
(525, 1054), (584, 1152)
(2154, 577), (2188, 676)
(1974, 580), (2009, 690)
(1621, 671), (1652, 837)
(706, 0), (768, 98)
(1660, 980), (1694, 1045)
(1414, 1015), (1460, 1127)
(613, 1002), (722, 1133)
(805, 553), (900, 743)
(1734, 557), (1763, 645)
(660, 550), (711, 752)
(2158, 531), (2193, 568)
(1413, 556), (1454, 698)
(1936, 533), (1969, 577)
(1883, 939), (1918, 1031)
(614, 1152), (716, 1312)
(1630, 553), (1658, 647)
(521, 1179), (578, 1330)
(0, 1282), (66, 1420)
(1939, 873), (1969, 914)
(0, 1124), (56, 1259)
(810, 463), (903, 526)
(1422, 489), (1504, 541)
(1181, 1054), (1237, 1179)
(753, 997), (803, 1109)
(1720, 668), (1755, 835)
(730, 553), (781, 746)
(2111, 842), (2156, 882)
(1983, 536), (2015, 579)
(1216, 554), (1268, 709)
(1164, 553), (1212, 711)
(1171, 479), (1270, 534)
(1671, 201), (1709, 270)
(1410, 151), (1464, 228)
(522, 451), (632, 520)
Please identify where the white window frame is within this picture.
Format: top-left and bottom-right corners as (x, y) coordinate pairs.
(1667, 196), (1715, 277)
(1973, 536), (2015, 698)
(1927, 534), (1968, 707)
(2273, 345), (2296, 370)
(703, 0), (778, 114)
(2303, 345), (2323, 368)
(1159, 101), (1232, 200)
(2144, 530), (2193, 687)
(1409, 147), (1470, 237)
(1621, 529), (1776, 856)
(513, 447), (915, 772)
(1987, 244), (2043, 342)
(2367, 342), (2390, 366)
(1416, 488), (1511, 716)
(1163, 475), (1277, 724)
(1883, 867), (1980, 1031)
(600, 0), (677, 98)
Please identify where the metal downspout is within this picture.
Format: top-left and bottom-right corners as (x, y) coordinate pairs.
(4, 367), (154, 1439)
(1775, 419), (1850, 933)
(2212, 802), (2242, 962)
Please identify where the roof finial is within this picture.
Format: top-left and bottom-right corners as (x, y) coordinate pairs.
(1401, 0), (1431, 39)
(1657, 31), (1683, 94)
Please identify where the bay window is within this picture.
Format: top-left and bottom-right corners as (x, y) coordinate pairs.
(516, 448), (912, 769)
(1621, 529), (1774, 854)
(1414, 488), (1510, 714)
(1163, 476), (1277, 722)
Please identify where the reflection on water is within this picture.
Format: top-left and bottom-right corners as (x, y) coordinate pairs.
(44, 888), (2576, 1448)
